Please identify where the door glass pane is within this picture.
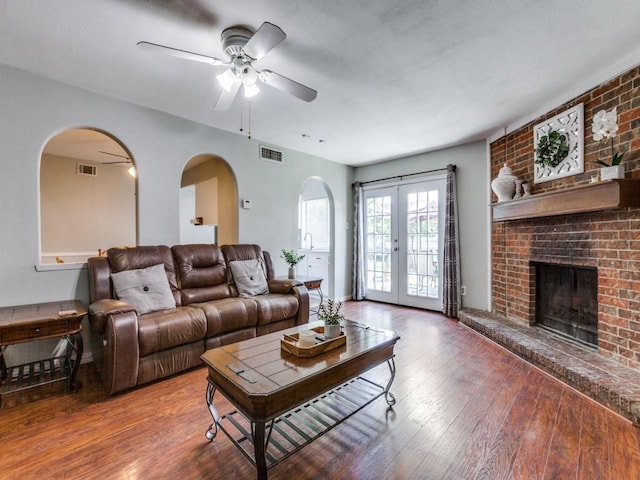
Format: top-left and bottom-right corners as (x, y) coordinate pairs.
(366, 195), (392, 292)
(406, 187), (439, 298)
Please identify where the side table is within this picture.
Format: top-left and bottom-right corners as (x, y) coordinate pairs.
(0, 300), (86, 407)
(278, 275), (323, 313)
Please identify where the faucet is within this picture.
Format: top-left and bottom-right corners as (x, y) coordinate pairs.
(303, 232), (313, 250)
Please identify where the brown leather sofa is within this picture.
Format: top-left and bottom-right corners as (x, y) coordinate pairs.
(87, 244), (309, 394)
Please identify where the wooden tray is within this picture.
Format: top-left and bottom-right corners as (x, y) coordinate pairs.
(281, 326), (346, 358)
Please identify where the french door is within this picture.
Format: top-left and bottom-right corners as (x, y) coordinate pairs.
(363, 178), (445, 310)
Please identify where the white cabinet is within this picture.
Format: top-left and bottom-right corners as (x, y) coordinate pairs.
(301, 251), (330, 300)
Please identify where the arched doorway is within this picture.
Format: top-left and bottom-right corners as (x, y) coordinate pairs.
(40, 127), (137, 264)
(180, 154), (238, 245)
(298, 177), (334, 299)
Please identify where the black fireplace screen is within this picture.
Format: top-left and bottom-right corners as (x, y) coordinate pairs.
(534, 263), (598, 346)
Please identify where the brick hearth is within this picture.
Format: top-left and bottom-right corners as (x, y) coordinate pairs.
(459, 308), (640, 423)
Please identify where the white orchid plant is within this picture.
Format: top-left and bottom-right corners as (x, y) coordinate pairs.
(592, 107), (625, 167)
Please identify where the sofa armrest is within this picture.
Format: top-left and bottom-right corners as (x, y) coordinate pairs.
(291, 284), (310, 326)
(89, 299), (139, 395)
(267, 278), (303, 294)
(89, 299), (136, 335)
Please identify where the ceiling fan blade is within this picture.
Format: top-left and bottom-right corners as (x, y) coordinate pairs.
(242, 22), (286, 61)
(259, 70), (317, 102)
(137, 41), (224, 66)
(99, 150), (130, 160)
(214, 79), (241, 110)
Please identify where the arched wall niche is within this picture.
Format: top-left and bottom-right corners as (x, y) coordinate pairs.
(180, 154), (238, 245)
(39, 127), (137, 265)
(299, 176), (335, 298)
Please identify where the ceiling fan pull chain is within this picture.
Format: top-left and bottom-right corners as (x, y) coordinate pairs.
(239, 99), (244, 134)
(247, 101), (251, 140)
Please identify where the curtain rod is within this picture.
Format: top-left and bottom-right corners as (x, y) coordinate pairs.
(352, 164), (454, 187)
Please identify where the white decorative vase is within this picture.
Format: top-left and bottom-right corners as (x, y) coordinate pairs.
(491, 163), (518, 202)
(288, 266), (296, 279)
(324, 323), (341, 339)
(599, 165), (625, 181)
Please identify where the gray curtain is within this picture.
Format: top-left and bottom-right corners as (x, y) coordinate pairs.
(352, 182), (365, 300)
(442, 164), (461, 317)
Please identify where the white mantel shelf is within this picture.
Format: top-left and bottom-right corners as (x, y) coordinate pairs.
(491, 179), (640, 222)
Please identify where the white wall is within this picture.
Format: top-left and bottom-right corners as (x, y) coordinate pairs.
(0, 64), (352, 364)
(353, 140), (490, 310)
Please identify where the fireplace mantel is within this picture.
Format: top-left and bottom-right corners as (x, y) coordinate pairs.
(492, 179), (640, 222)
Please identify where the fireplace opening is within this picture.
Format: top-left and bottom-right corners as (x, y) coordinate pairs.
(534, 263), (598, 347)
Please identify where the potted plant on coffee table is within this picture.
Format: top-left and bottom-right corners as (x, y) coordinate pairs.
(318, 298), (344, 339)
(281, 249), (305, 279)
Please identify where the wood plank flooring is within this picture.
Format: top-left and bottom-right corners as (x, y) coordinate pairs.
(2, 301), (640, 479)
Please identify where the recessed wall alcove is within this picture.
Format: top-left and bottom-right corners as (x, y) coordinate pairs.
(39, 127), (137, 265)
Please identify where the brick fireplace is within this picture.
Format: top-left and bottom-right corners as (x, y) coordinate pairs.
(490, 64), (640, 370)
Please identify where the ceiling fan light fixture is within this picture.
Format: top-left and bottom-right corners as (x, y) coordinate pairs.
(217, 69), (237, 92)
(240, 65), (258, 86)
(244, 83), (260, 98)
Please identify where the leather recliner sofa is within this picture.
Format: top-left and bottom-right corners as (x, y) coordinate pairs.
(87, 244), (309, 394)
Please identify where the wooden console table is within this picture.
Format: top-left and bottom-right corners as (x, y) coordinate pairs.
(278, 275), (323, 312)
(0, 300), (86, 407)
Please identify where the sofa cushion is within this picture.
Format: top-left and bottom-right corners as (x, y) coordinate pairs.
(249, 294), (300, 326)
(191, 297), (258, 337)
(137, 306), (207, 357)
(172, 244), (231, 304)
(228, 259), (268, 296)
(108, 245), (181, 306)
(111, 264), (176, 315)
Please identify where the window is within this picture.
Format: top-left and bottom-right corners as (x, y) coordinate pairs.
(299, 197), (329, 250)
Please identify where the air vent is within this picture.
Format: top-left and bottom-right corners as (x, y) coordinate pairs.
(76, 163), (97, 176)
(260, 145), (283, 164)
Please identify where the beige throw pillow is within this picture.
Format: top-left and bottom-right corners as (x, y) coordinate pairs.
(229, 259), (269, 296)
(111, 263), (176, 315)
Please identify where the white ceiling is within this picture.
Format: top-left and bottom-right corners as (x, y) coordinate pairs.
(2, 0), (640, 166)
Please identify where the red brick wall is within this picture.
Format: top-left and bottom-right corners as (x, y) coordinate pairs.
(490, 65), (640, 368)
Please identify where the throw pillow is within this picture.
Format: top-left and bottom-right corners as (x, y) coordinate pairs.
(228, 259), (269, 296)
(111, 263), (176, 315)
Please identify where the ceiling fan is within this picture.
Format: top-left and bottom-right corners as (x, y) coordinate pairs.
(138, 22), (317, 110)
(99, 151), (137, 177)
(98, 151), (132, 164)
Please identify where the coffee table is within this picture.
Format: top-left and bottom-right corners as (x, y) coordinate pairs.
(201, 320), (400, 480)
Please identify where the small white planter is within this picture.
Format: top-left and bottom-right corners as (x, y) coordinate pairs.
(600, 165), (625, 181)
(324, 323), (341, 339)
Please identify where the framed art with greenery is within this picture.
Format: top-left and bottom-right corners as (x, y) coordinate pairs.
(533, 103), (584, 184)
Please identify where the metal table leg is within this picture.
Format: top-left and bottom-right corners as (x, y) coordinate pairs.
(67, 332), (83, 392)
(204, 380), (221, 440)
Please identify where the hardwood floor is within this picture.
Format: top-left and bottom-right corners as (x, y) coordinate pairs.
(2, 301), (640, 479)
